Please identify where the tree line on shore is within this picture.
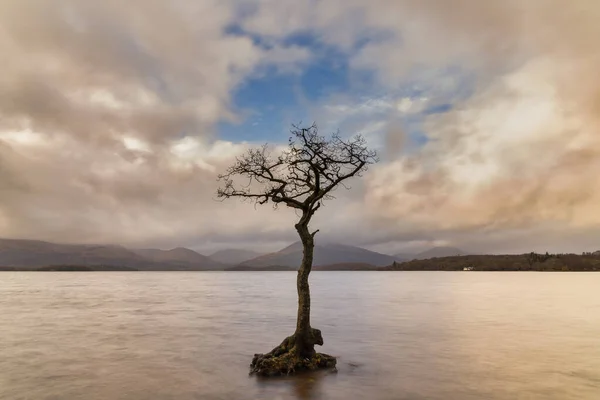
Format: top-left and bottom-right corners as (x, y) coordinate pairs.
(382, 252), (600, 271)
(2, 251), (599, 272)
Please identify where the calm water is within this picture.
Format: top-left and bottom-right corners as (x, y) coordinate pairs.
(1, 272), (599, 400)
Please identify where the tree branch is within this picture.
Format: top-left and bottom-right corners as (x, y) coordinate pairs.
(216, 123), (378, 227)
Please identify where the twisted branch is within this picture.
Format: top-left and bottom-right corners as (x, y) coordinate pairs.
(217, 122), (378, 226)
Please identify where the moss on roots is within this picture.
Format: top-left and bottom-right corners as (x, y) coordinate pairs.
(250, 350), (337, 377)
(249, 330), (337, 377)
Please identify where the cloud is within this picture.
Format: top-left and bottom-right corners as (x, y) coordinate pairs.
(1, 0), (599, 254)
(0, 0), (310, 249)
(362, 64), (600, 252)
(0, 0), (315, 147)
(0, 130), (300, 247)
(280, 0), (600, 252)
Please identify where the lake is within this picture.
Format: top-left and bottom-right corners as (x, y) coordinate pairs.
(1, 272), (599, 399)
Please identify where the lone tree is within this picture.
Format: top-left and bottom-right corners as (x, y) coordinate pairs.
(217, 123), (378, 376)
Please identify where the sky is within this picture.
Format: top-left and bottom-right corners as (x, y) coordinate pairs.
(0, 0), (599, 255)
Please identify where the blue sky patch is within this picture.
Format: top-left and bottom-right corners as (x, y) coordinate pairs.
(217, 30), (475, 149)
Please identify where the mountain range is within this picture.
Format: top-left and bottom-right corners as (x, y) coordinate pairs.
(209, 249), (265, 265)
(240, 241), (398, 267)
(0, 237), (465, 271)
(0, 239), (221, 271)
(394, 246), (466, 261)
(133, 247), (224, 269)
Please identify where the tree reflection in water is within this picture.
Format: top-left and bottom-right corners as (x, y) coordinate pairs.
(255, 369), (333, 400)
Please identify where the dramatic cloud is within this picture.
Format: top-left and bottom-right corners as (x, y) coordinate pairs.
(359, 1), (600, 253)
(0, 0), (306, 248)
(1, 0), (599, 254)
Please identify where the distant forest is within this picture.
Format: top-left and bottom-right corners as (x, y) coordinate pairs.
(2, 252), (600, 271)
(380, 252), (600, 271)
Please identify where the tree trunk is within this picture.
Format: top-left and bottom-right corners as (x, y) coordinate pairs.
(294, 222), (315, 359)
(248, 221), (336, 376)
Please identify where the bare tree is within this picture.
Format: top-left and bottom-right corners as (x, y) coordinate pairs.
(217, 123), (378, 376)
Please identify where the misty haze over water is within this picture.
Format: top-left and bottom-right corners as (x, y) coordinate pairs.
(1, 272), (599, 399)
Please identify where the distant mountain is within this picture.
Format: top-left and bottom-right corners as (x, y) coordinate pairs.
(239, 241), (397, 268)
(226, 262), (377, 271)
(393, 253), (416, 262)
(415, 246), (465, 259)
(209, 249), (264, 265)
(394, 247), (466, 261)
(0, 239), (223, 270)
(133, 247), (224, 269)
(0, 238), (150, 268)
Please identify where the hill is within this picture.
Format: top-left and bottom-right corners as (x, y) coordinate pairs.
(239, 241), (396, 268)
(133, 247), (224, 270)
(0, 239), (222, 271)
(380, 252), (600, 271)
(225, 262), (377, 271)
(0, 238), (149, 268)
(209, 249), (264, 265)
(395, 246), (466, 261)
(415, 246), (466, 259)
(393, 253), (416, 261)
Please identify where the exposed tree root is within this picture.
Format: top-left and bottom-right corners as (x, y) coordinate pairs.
(249, 329), (337, 377)
(250, 349), (337, 377)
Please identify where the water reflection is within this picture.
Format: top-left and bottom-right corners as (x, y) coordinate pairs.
(256, 370), (332, 400)
(0, 272), (599, 400)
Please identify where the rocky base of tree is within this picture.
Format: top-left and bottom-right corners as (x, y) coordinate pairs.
(250, 350), (337, 377)
(249, 330), (337, 377)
